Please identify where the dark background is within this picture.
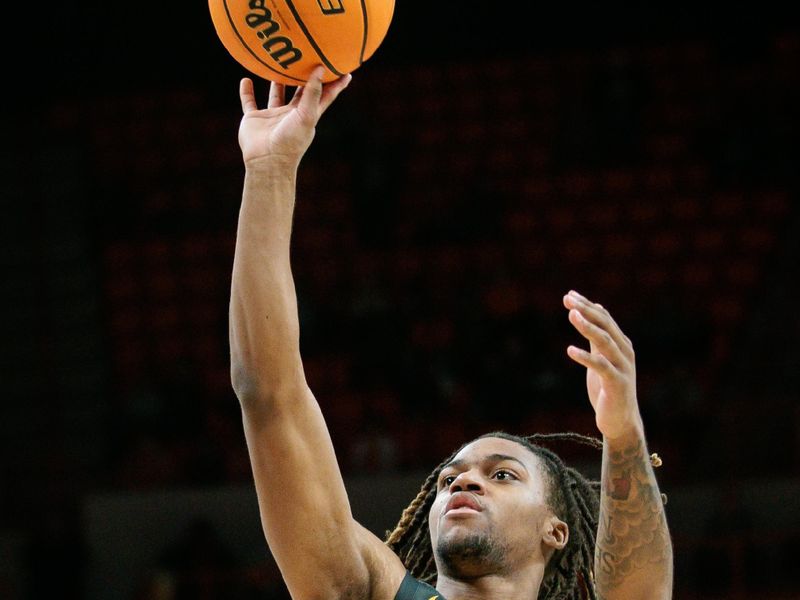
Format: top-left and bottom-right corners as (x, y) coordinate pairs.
(2, 3), (799, 599)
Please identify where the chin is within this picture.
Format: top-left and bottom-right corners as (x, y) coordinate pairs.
(435, 531), (508, 577)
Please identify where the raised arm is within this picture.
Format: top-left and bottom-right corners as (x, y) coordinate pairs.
(563, 290), (673, 600)
(229, 67), (405, 600)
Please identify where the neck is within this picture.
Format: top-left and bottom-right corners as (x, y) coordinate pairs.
(435, 562), (545, 600)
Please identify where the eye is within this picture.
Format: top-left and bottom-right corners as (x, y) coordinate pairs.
(441, 475), (456, 487)
(493, 469), (517, 481)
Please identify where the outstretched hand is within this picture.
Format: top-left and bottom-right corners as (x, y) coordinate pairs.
(238, 66), (352, 168)
(563, 290), (643, 441)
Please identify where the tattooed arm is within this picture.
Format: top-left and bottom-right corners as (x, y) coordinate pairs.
(563, 291), (673, 599)
(595, 429), (672, 598)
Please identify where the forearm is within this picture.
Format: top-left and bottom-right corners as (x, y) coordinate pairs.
(595, 424), (673, 599)
(229, 164), (307, 403)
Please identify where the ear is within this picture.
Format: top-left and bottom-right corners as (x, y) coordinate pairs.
(542, 516), (569, 551)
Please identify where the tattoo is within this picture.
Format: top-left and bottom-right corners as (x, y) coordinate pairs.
(595, 438), (673, 592)
(605, 474), (631, 500)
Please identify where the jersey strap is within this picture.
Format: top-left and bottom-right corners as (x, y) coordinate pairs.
(393, 571), (444, 600)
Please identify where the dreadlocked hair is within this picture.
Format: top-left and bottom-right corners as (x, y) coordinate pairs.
(385, 431), (604, 600)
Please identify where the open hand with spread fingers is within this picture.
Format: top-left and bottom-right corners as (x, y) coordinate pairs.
(238, 66), (352, 169)
(563, 290), (644, 441)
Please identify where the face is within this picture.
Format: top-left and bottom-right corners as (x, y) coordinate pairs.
(428, 436), (567, 578)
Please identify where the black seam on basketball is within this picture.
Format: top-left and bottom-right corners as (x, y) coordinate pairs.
(358, 0), (368, 64)
(283, 0), (344, 76)
(222, 0), (306, 84)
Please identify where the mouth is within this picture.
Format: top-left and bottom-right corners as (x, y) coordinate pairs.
(445, 493), (483, 516)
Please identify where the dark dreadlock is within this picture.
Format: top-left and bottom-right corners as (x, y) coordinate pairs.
(385, 431), (604, 600)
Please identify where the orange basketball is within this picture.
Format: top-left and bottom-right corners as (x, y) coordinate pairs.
(208, 0), (395, 85)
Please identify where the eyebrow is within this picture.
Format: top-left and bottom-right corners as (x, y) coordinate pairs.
(441, 453), (529, 473)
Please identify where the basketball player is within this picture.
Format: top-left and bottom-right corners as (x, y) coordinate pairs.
(229, 67), (673, 599)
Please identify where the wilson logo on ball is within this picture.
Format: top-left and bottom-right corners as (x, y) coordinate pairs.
(209, 0), (395, 85)
(245, 1), (302, 69)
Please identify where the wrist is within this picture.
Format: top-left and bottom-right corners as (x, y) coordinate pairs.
(243, 161), (299, 193)
(240, 163), (299, 228)
(602, 415), (645, 448)
(244, 155), (301, 177)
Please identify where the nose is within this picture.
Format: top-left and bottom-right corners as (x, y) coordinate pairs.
(449, 469), (485, 494)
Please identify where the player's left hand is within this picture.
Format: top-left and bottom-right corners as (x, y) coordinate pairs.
(563, 290), (643, 441)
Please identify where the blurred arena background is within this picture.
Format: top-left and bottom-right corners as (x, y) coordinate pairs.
(1, 4), (798, 599)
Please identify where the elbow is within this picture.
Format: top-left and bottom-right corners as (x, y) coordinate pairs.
(230, 361), (308, 414)
(231, 368), (257, 406)
(230, 362), (273, 410)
